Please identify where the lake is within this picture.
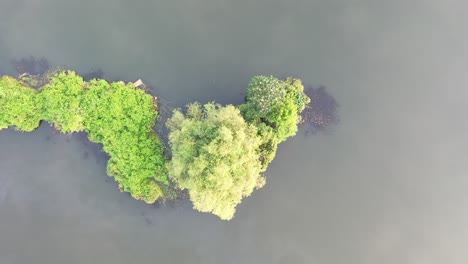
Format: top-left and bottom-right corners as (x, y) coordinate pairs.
(1, 0), (468, 263)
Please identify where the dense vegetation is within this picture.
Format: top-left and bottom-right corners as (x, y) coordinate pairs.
(0, 76), (42, 131)
(167, 103), (265, 220)
(1, 69), (316, 220)
(166, 76), (310, 219)
(240, 76), (310, 169)
(0, 71), (168, 203)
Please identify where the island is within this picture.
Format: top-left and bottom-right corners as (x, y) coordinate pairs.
(0, 67), (337, 220)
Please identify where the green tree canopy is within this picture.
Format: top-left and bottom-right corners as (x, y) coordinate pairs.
(167, 102), (265, 220)
(0, 71), (168, 203)
(39, 71), (85, 132)
(240, 76), (310, 169)
(0, 76), (42, 131)
(81, 78), (168, 202)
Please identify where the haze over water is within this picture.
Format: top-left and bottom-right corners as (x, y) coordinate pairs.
(1, 1), (468, 263)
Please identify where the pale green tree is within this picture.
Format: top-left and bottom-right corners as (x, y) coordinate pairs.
(167, 102), (265, 220)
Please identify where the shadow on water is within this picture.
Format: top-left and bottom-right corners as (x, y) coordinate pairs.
(8, 55), (107, 83)
(300, 85), (340, 135)
(81, 68), (105, 82)
(11, 56), (50, 76)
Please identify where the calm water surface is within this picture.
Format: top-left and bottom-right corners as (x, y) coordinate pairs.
(1, 1), (468, 263)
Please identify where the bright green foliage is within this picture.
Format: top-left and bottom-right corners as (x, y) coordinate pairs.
(0, 76), (42, 131)
(0, 71), (168, 203)
(39, 71), (85, 133)
(240, 76), (310, 168)
(81, 79), (167, 202)
(1, 71), (311, 219)
(167, 103), (265, 220)
(241, 76), (309, 140)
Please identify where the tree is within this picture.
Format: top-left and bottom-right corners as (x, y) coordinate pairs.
(240, 76), (310, 169)
(167, 102), (265, 220)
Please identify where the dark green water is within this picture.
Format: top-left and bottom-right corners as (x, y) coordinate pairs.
(1, 1), (468, 263)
